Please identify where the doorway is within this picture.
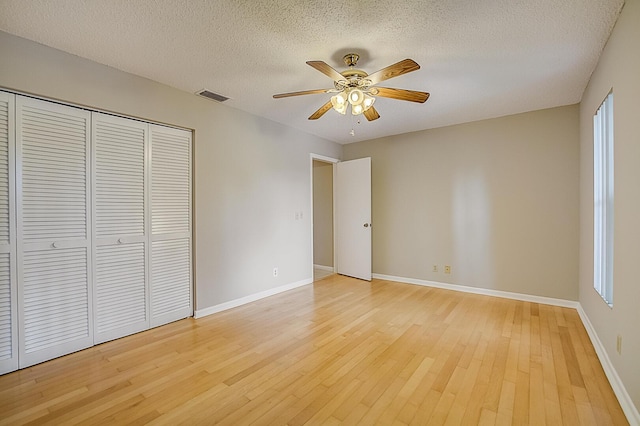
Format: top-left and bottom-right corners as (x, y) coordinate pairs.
(311, 156), (336, 281)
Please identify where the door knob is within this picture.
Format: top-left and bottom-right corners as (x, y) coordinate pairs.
(364, 223), (369, 228)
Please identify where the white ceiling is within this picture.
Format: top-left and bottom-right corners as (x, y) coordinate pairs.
(0, 0), (624, 144)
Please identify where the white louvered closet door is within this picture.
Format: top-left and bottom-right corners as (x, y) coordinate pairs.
(0, 92), (17, 374)
(149, 124), (192, 327)
(92, 113), (148, 344)
(16, 96), (93, 368)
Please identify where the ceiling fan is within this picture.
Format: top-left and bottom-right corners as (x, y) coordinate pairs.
(273, 53), (430, 121)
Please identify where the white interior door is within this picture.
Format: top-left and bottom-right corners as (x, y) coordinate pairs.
(149, 124), (192, 327)
(0, 92), (17, 374)
(92, 113), (149, 344)
(336, 157), (371, 281)
(16, 96), (93, 368)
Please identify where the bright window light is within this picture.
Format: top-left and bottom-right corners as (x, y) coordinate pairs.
(593, 92), (614, 306)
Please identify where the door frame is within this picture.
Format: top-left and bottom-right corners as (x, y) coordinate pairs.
(309, 154), (339, 280)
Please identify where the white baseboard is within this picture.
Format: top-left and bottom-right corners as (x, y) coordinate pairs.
(313, 264), (334, 272)
(194, 277), (313, 319)
(577, 305), (640, 425)
(372, 273), (579, 308)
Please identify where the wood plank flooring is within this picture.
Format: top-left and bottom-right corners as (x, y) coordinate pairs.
(0, 275), (628, 425)
(313, 268), (334, 281)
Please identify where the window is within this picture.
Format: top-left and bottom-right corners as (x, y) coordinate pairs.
(593, 92), (614, 305)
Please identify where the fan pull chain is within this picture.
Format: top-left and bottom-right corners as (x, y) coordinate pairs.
(349, 115), (361, 137)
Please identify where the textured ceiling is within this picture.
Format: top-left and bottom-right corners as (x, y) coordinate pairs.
(0, 0), (624, 144)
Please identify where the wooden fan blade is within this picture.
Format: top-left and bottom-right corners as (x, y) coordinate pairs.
(367, 59), (420, 85)
(273, 89), (332, 98)
(374, 87), (430, 103)
(363, 106), (380, 121)
(307, 61), (345, 82)
(309, 100), (333, 120)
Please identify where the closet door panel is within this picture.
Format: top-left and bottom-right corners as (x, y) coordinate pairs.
(0, 253), (15, 373)
(151, 129), (190, 237)
(20, 109), (88, 242)
(0, 93), (13, 243)
(149, 125), (192, 327)
(150, 238), (190, 324)
(94, 243), (146, 342)
(22, 247), (89, 357)
(94, 115), (146, 239)
(0, 92), (17, 374)
(16, 96), (92, 368)
(92, 113), (148, 343)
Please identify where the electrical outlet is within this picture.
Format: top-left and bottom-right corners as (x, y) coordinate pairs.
(444, 265), (451, 274)
(273, 267), (278, 277)
(432, 265), (438, 273)
(617, 335), (622, 354)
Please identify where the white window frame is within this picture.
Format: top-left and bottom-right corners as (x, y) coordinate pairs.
(593, 92), (614, 306)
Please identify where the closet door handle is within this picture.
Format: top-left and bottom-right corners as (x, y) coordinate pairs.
(117, 238), (124, 244)
(52, 242), (58, 248)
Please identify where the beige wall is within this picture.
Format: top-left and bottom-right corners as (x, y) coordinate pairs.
(344, 105), (580, 300)
(0, 31), (342, 311)
(579, 0), (640, 412)
(312, 161), (333, 267)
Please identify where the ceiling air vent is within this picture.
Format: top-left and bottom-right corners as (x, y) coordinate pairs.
(196, 89), (229, 102)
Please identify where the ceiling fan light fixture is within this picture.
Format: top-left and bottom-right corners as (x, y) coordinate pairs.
(363, 94), (375, 111)
(348, 89), (364, 106)
(331, 93), (347, 114)
(332, 89), (375, 116)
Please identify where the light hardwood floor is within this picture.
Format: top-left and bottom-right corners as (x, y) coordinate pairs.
(0, 275), (627, 425)
(313, 267), (334, 281)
